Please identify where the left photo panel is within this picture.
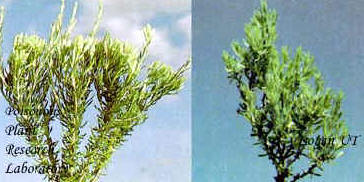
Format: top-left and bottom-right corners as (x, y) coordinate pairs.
(0, 0), (191, 182)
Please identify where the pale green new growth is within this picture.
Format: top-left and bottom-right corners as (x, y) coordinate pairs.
(223, 1), (347, 182)
(0, 1), (190, 182)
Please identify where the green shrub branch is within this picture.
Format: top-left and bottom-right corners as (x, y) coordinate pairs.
(0, 1), (190, 181)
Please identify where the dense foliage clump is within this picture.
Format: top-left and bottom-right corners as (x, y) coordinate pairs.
(0, 1), (190, 182)
(223, 1), (347, 181)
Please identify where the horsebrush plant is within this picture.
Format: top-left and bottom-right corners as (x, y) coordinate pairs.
(0, 1), (190, 182)
(223, 1), (348, 182)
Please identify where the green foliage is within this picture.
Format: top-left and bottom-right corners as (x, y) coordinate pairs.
(0, 1), (190, 182)
(223, 1), (347, 182)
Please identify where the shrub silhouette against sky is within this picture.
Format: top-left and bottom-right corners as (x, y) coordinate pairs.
(223, 1), (348, 181)
(0, 1), (190, 181)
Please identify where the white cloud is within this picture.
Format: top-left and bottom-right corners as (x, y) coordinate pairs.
(177, 14), (191, 42)
(0, 0), (13, 7)
(75, 0), (191, 68)
(97, 0), (190, 14)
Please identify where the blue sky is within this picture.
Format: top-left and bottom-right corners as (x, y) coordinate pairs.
(0, 0), (190, 182)
(193, 0), (364, 181)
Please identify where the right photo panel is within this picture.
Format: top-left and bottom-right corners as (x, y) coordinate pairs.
(193, 0), (364, 181)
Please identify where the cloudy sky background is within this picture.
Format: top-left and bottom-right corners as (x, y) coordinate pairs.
(0, 0), (190, 182)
